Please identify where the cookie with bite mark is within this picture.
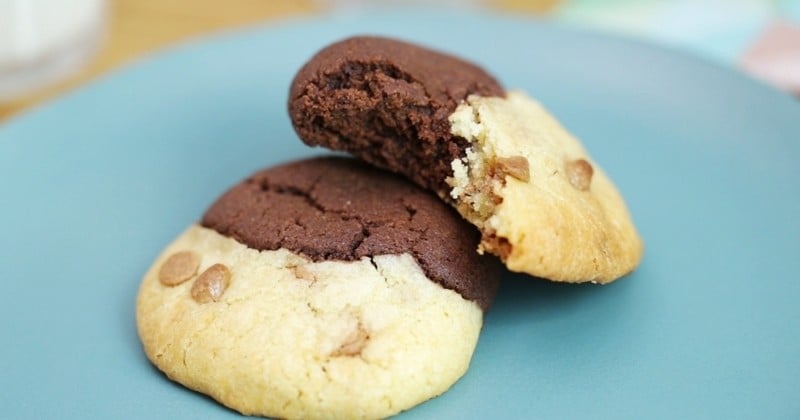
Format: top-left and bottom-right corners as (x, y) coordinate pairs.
(289, 36), (643, 283)
(136, 157), (500, 420)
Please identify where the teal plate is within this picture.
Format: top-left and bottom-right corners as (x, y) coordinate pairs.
(1, 10), (798, 419)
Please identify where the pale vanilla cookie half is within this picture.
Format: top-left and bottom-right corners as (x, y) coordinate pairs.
(136, 157), (500, 420)
(289, 36), (643, 283)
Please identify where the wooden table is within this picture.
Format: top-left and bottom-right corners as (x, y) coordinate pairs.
(0, 0), (555, 122)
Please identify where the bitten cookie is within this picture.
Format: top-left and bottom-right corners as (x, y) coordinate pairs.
(136, 157), (501, 420)
(289, 36), (643, 283)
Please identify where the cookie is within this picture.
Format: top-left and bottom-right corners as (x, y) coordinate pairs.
(288, 36), (504, 196)
(136, 157), (500, 420)
(289, 36), (643, 283)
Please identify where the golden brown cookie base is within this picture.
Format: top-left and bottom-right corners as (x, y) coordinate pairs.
(137, 226), (484, 420)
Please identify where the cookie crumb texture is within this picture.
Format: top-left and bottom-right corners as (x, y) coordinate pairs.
(289, 36), (503, 196)
(137, 226), (483, 420)
(449, 91), (644, 282)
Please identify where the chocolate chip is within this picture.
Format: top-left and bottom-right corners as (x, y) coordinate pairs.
(158, 251), (200, 286)
(191, 264), (231, 303)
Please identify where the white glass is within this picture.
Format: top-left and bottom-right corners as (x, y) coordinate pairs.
(0, 0), (106, 101)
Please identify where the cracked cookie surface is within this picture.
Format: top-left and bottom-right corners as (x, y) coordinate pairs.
(202, 156), (499, 309)
(136, 157), (500, 419)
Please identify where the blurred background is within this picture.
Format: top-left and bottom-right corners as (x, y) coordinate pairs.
(1, 0), (798, 121)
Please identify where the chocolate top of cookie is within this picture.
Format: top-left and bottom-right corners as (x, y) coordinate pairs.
(201, 157), (500, 310)
(289, 36), (504, 197)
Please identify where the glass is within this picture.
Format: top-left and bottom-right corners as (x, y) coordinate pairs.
(0, 0), (106, 101)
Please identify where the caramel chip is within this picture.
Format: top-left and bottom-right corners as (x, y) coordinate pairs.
(331, 323), (370, 357)
(496, 156), (530, 182)
(291, 265), (317, 282)
(159, 251), (200, 286)
(191, 264), (232, 303)
(565, 158), (594, 191)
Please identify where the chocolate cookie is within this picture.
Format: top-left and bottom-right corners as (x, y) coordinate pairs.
(289, 36), (643, 283)
(289, 36), (504, 195)
(136, 157), (500, 420)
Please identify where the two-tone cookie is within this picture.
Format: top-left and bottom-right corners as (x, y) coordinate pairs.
(289, 36), (643, 283)
(136, 157), (500, 420)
